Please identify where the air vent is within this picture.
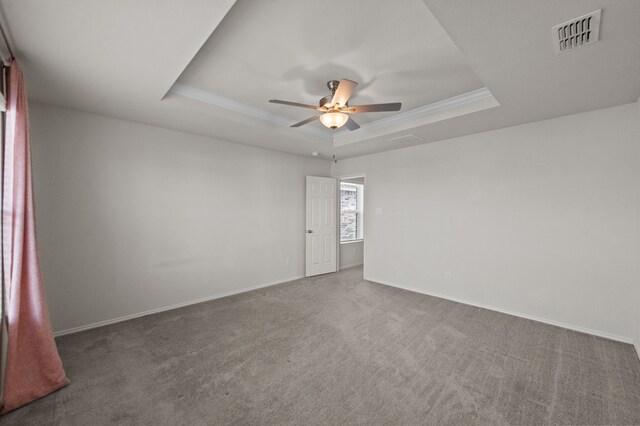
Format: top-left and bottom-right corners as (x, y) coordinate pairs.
(552, 10), (601, 54)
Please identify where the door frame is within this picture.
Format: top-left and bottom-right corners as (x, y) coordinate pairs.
(335, 172), (367, 271)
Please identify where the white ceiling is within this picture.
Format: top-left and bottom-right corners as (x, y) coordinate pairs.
(1, 0), (639, 160)
(178, 0), (483, 127)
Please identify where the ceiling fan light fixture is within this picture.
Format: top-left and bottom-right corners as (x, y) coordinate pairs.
(270, 79), (401, 132)
(319, 112), (348, 129)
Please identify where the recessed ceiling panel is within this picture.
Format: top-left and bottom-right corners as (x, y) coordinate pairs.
(177, 0), (484, 126)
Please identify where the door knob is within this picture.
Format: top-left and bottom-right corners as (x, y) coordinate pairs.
(306, 230), (313, 233)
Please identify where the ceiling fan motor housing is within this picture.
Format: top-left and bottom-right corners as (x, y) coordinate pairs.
(320, 80), (344, 108)
(319, 96), (332, 108)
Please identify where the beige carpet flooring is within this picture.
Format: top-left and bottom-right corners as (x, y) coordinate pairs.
(3, 266), (640, 425)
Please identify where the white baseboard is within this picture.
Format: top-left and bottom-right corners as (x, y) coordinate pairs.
(340, 262), (363, 270)
(54, 272), (638, 352)
(366, 276), (634, 345)
(53, 275), (304, 337)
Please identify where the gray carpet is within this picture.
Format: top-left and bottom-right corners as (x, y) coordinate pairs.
(3, 266), (640, 425)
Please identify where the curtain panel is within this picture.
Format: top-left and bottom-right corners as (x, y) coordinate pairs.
(0, 59), (68, 414)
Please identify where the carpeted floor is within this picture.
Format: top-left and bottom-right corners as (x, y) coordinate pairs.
(3, 266), (640, 425)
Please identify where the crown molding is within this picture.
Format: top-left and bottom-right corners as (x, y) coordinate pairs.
(333, 87), (498, 146)
(170, 83), (498, 146)
(169, 83), (332, 140)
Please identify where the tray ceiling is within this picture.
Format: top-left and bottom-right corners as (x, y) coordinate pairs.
(175, 0), (486, 129)
(3, 0), (639, 159)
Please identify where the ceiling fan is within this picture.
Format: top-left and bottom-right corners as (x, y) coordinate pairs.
(269, 79), (402, 131)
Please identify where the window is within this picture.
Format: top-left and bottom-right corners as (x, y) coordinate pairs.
(340, 182), (364, 242)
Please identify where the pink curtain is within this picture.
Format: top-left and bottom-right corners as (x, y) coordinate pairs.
(1, 59), (68, 414)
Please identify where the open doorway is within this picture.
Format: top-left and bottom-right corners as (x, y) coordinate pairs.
(338, 176), (364, 272)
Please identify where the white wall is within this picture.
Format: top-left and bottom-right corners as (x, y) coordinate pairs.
(340, 241), (363, 269)
(635, 98), (640, 357)
(29, 102), (330, 333)
(333, 102), (640, 342)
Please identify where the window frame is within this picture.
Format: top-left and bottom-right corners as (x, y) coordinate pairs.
(339, 182), (364, 243)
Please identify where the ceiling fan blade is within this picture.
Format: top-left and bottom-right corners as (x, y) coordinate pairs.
(291, 115), (321, 127)
(344, 117), (360, 131)
(343, 102), (402, 113)
(330, 79), (358, 108)
(269, 99), (324, 111)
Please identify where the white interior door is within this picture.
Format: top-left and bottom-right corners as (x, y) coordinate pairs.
(305, 176), (337, 277)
